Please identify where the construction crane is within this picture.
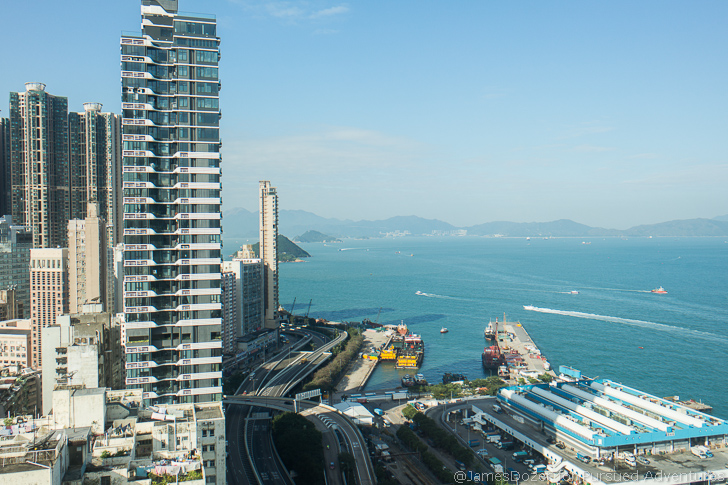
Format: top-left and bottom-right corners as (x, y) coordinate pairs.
(305, 299), (312, 318)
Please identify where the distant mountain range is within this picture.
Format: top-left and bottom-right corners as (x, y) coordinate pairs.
(222, 207), (728, 238)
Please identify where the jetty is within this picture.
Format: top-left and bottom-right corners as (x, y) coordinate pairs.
(484, 314), (555, 383)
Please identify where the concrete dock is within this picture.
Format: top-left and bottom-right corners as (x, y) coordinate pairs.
(334, 328), (390, 394)
(493, 315), (555, 383)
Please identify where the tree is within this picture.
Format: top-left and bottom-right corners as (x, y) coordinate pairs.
(338, 452), (356, 483)
(401, 404), (418, 420)
(539, 373), (553, 383)
(271, 413), (325, 484)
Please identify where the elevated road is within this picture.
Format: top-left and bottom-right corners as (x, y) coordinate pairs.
(226, 396), (376, 485)
(227, 328), (375, 485)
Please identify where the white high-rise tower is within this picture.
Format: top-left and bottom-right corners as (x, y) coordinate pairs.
(259, 181), (279, 329)
(121, 0), (223, 404)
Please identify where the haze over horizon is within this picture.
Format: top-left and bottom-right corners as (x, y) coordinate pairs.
(3, 0), (725, 231)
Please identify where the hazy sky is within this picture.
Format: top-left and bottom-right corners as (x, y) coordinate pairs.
(1, 1), (726, 229)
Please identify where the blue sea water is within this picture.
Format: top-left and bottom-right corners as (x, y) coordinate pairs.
(225, 236), (728, 418)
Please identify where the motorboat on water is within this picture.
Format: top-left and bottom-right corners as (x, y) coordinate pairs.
(440, 327), (448, 334)
(651, 286), (667, 294)
(401, 374), (414, 387)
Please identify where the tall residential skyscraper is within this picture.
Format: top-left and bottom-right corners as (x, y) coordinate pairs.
(0, 117), (9, 216)
(259, 181), (279, 329)
(0, 215), (32, 317)
(68, 203), (108, 313)
(9, 83), (69, 249)
(29, 247), (68, 369)
(68, 103), (122, 245)
(122, 0), (223, 404)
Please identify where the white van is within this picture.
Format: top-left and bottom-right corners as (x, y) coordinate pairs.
(624, 453), (636, 467)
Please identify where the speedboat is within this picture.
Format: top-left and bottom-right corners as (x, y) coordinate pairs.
(569, 290), (579, 294)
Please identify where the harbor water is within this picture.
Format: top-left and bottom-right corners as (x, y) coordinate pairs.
(224, 236), (728, 418)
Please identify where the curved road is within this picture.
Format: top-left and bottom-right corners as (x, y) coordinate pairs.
(227, 329), (375, 485)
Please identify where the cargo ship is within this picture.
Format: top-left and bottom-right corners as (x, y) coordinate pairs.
(482, 344), (505, 370)
(482, 317), (506, 371)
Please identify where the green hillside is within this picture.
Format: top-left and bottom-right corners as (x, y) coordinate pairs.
(247, 235), (311, 262)
(294, 230), (341, 243)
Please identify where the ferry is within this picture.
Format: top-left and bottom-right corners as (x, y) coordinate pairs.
(651, 286), (667, 294)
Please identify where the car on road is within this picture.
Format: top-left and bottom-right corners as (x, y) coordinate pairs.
(636, 456), (650, 465)
(329, 462), (335, 470)
(476, 448), (489, 457)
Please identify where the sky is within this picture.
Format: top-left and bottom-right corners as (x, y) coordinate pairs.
(1, 0), (726, 230)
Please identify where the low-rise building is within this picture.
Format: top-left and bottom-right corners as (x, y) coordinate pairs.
(0, 366), (41, 417)
(333, 402), (375, 426)
(0, 387), (226, 485)
(0, 318), (31, 368)
(41, 306), (124, 414)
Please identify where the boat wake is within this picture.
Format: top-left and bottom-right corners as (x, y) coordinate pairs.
(415, 290), (461, 300)
(578, 285), (652, 293)
(523, 306), (728, 345)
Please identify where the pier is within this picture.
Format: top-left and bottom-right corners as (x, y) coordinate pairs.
(334, 329), (390, 394)
(487, 314), (555, 384)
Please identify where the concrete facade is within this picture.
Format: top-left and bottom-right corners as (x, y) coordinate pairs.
(0, 387), (225, 485)
(68, 203), (109, 313)
(221, 257), (264, 355)
(41, 308), (123, 415)
(29, 247), (68, 369)
(0, 318), (32, 368)
(0, 367), (41, 418)
(259, 181), (279, 329)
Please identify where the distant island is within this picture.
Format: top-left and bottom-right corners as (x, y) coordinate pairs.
(294, 230), (342, 243)
(243, 235), (311, 262)
(223, 207), (728, 239)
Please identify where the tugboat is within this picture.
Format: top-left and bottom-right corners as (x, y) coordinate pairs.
(484, 321), (496, 340)
(401, 374), (415, 387)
